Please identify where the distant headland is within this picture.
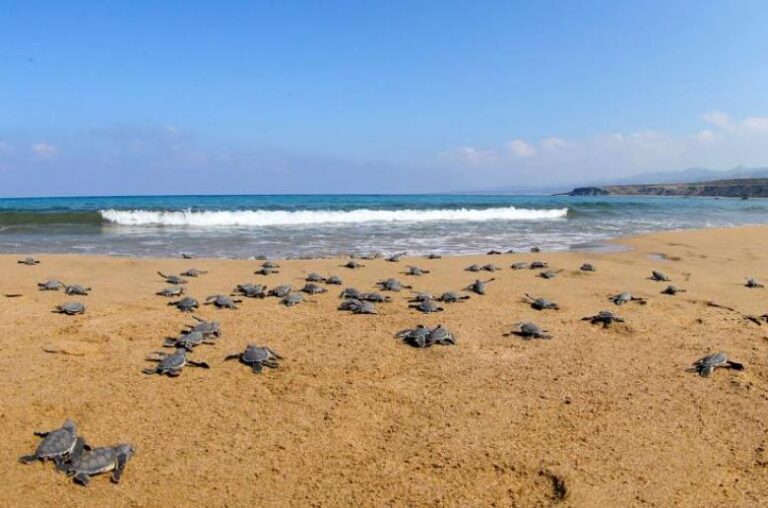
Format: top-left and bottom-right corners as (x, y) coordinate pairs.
(560, 177), (768, 198)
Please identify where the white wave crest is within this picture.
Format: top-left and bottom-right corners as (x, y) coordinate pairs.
(100, 206), (569, 227)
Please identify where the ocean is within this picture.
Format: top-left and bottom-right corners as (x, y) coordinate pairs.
(0, 194), (766, 258)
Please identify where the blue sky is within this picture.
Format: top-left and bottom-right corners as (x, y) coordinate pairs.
(1, 1), (768, 196)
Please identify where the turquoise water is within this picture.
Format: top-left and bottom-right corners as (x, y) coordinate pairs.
(0, 194), (766, 257)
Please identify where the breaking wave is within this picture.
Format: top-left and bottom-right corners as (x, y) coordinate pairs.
(100, 206), (569, 227)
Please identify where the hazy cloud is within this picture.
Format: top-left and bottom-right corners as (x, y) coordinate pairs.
(507, 139), (535, 158)
(31, 143), (57, 159)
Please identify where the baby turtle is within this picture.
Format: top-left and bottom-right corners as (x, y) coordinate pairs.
(510, 262), (530, 270)
(66, 444), (135, 486)
(181, 268), (207, 277)
(410, 292), (434, 302)
(185, 316), (221, 337)
(465, 278), (495, 295)
(181, 252), (193, 259)
(580, 263), (596, 272)
(529, 261), (548, 269)
(157, 272), (187, 285)
(688, 352), (744, 377)
(38, 279), (64, 291)
(582, 310), (625, 327)
(465, 264), (482, 272)
(305, 272), (326, 283)
(53, 302), (85, 315)
(164, 331), (215, 351)
(19, 419), (80, 470)
(376, 278), (412, 292)
(482, 264), (501, 272)
(649, 270), (670, 282)
(507, 322), (552, 339)
(425, 253), (443, 259)
(326, 275), (343, 285)
(268, 284), (292, 298)
(225, 344), (282, 373)
(437, 291), (470, 303)
(539, 270), (562, 279)
(281, 292), (304, 306)
(359, 292), (391, 303)
(338, 298), (362, 311)
(746, 278), (764, 288)
(233, 283), (267, 298)
(351, 300), (378, 314)
(205, 294), (242, 309)
(405, 266), (430, 276)
(609, 291), (646, 306)
(661, 285), (686, 295)
(156, 286), (185, 297)
(343, 260), (365, 269)
(339, 287), (361, 299)
(428, 325), (457, 345)
(168, 297), (199, 313)
(65, 284), (91, 296)
(261, 261), (280, 269)
(487, 249), (502, 255)
(396, 325), (456, 348)
(409, 299), (444, 314)
(524, 294), (559, 310)
(143, 348), (210, 376)
(256, 266), (279, 276)
(18, 257), (40, 265)
(530, 246), (541, 253)
(301, 283), (327, 295)
(386, 252), (407, 262)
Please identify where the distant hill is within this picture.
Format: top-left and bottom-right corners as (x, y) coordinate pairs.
(562, 178), (768, 198)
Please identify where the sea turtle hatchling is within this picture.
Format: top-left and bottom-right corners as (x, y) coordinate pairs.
(436, 291), (470, 303)
(609, 291), (647, 306)
(524, 294), (559, 310)
(19, 419), (80, 471)
(53, 302), (85, 315)
(465, 264), (482, 272)
(185, 316), (221, 337)
(233, 283), (267, 298)
(268, 285), (292, 298)
(649, 270), (671, 282)
(66, 444), (135, 486)
(143, 348), (210, 376)
(181, 268), (208, 277)
(168, 297), (199, 313)
(506, 322), (552, 339)
(17, 257), (40, 265)
(409, 299), (444, 314)
(386, 252), (407, 263)
(396, 325), (456, 348)
(157, 272), (187, 285)
(688, 352), (744, 377)
(539, 269), (562, 279)
(661, 285), (686, 295)
(326, 275), (343, 285)
(281, 292), (304, 306)
(255, 266), (280, 276)
(376, 278), (412, 292)
(339, 287), (361, 299)
(487, 249), (502, 255)
(465, 278), (495, 295)
(510, 262), (530, 270)
(580, 263), (596, 272)
(530, 261), (548, 269)
(482, 264), (501, 272)
(156, 286), (185, 297)
(301, 283), (327, 295)
(38, 279), (64, 291)
(582, 310), (625, 328)
(205, 294), (242, 309)
(746, 278), (764, 288)
(225, 344), (283, 373)
(338, 298), (363, 311)
(405, 266), (430, 276)
(343, 260), (365, 269)
(409, 292), (434, 302)
(359, 292), (391, 303)
(351, 300), (377, 314)
(163, 331), (216, 351)
(305, 272), (326, 283)
(425, 253), (442, 259)
(65, 284), (91, 296)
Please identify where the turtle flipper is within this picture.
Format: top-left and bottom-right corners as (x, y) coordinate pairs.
(726, 360), (745, 371)
(251, 363), (264, 374)
(33, 431), (50, 437)
(19, 454), (39, 464)
(111, 452), (129, 484)
(699, 364), (715, 377)
(53, 455), (68, 472)
(73, 472), (91, 486)
(187, 360), (210, 369)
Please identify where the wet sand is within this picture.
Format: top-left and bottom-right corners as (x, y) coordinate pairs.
(2, 226), (768, 506)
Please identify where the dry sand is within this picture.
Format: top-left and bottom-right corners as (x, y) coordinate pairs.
(2, 226), (768, 506)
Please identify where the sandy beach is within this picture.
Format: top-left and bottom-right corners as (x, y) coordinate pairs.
(2, 225), (768, 506)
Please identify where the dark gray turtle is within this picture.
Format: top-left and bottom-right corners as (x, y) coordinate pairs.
(507, 322), (551, 339)
(482, 264), (501, 272)
(409, 300), (444, 314)
(376, 278), (412, 292)
(688, 352), (744, 377)
(539, 269), (562, 279)
(649, 270), (670, 282)
(405, 266), (430, 276)
(233, 283), (267, 298)
(205, 294), (242, 309)
(343, 260), (365, 269)
(487, 249), (502, 255)
(19, 419), (80, 470)
(339, 287), (361, 299)
(301, 283), (327, 295)
(185, 316), (221, 337)
(746, 278), (764, 288)
(661, 285), (686, 295)
(582, 310), (625, 327)
(465, 278), (495, 295)
(156, 286), (185, 297)
(524, 293), (559, 310)
(396, 325), (432, 348)
(168, 297), (199, 313)
(360, 252), (383, 260)
(530, 246), (541, 253)
(386, 252), (407, 263)
(351, 300), (378, 314)
(428, 325), (457, 345)
(18, 257), (40, 265)
(181, 252), (194, 259)
(580, 263), (596, 272)
(359, 292), (391, 303)
(281, 292), (304, 306)
(38, 279), (64, 291)
(65, 284), (91, 296)
(506, 249), (516, 254)
(437, 291), (470, 303)
(465, 264), (482, 272)
(164, 331), (216, 351)
(256, 266), (280, 276)
(157, 272), (187, 285)
(143, 348), (209, 376)
(511, 262), (530, 270)
(338, 298), (363, 311)
(181, 268), (207, 277)
(409, 292), (435, 302)
(326, 275), (343, 285)
(261, 261), (280, 269)
(268, 285), (292, 298)
(53, 302), (86, 315)
(66, 443), (135, 486)
(425, 253), (442, 259)
(529, 261), (548, 269)
(225, 344), (282, 373)
(609, 291), (646, 306)
(305, 272), (326, 283)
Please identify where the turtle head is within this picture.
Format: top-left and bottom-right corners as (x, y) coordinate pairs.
(63, 419), (77, 433)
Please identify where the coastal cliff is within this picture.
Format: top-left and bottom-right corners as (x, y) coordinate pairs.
(564, 178), (768, 198)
